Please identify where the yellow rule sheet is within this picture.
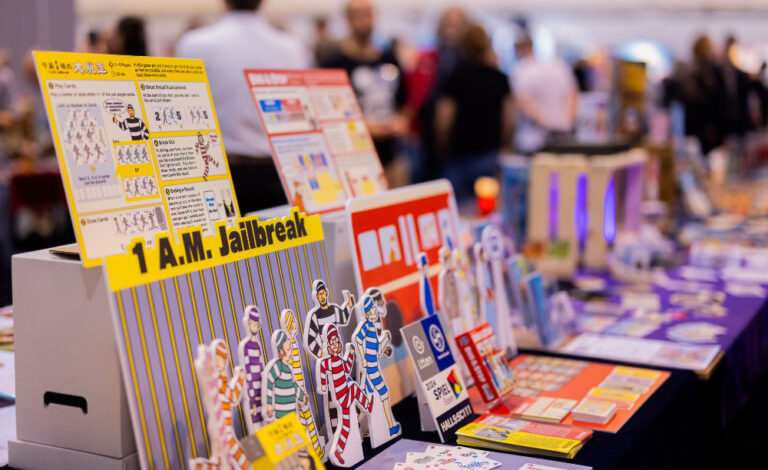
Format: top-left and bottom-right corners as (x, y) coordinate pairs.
(34, 51), (239, 266)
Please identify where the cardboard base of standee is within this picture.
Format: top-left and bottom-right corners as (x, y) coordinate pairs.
(9, 439), (139, 470)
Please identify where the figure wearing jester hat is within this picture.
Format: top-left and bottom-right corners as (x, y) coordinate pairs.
(317, 324), (373, 466)
(263, 329), (309, 421)
(279, 309), (326, 459)
(353, 291), (401, 440)
(189, 340), (249, 470)
(237, 306), (264, 432)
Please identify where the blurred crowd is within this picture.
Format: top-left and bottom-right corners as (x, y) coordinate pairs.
(72, 0), (582, 210)
(663, 34), (768, 155)
(3, 0), (768, 306)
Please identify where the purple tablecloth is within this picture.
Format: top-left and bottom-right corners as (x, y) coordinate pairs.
(570, 267), (768, 431)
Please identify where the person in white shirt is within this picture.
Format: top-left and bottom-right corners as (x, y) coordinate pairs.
(512, 34), (578, 154)
(176, 0), (311, 213)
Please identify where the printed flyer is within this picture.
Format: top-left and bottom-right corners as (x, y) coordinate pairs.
(34, 51), (239, 266)
(245, 69), (387, 214)
(561, 333), (721, 372)
(401, 314), (474, 442)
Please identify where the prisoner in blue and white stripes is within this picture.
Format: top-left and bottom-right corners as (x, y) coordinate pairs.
(353, 292), (400, 437)
(355, 316), (388, 400)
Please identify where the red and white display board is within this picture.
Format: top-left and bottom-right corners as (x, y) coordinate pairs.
(245, 69), (387, 214)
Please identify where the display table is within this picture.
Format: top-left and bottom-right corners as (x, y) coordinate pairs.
(343, 364), (698, 470)
(558, 267), (768, 433)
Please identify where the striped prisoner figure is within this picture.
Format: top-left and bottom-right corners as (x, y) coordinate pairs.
(189, 340), (248, 470)
(113, 104), (149, 141)
(195, 132), (218, 181)
(264, 329), (308, 421)
(354, 293), (401, 437)
(280, 309), (325, 459)
(303, 279), (354, 432)
(318, 324), (373, 465)
(237, 306), (264, 432)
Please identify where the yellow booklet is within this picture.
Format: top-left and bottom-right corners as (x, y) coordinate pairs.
(456, 417), (591, 460)
(241, 413), (326, 469)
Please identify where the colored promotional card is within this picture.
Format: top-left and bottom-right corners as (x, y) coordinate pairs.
(103, 209), (336, 470)
(456, 323), (515, 404)
(401, 315), (474, 443)
(467, 355), (668, 433)
(245, 69), (387, 214)
(34, 51), (239, 267)
(561, 333), (721, 371)
(347, 180), (462, 404)
(241, 413), (326, 469)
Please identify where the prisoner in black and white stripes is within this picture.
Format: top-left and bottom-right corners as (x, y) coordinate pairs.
(113, 104), (149, 141)
(302, 279), (355, 434)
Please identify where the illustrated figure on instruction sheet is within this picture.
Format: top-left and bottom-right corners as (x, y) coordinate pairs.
(113, 103), (149, 141)
(195, 132), (219, 181)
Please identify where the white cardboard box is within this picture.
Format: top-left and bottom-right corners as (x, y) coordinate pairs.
(9, 248), (137, 469)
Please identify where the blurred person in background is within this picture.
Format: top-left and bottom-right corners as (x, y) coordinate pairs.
(313, 17), (338, 67)
(719, 35), (752, 140)
(0, 50), (17, 305)
(108, 16), (148, 56)
(434, 24), (513, 204)
(512, 33), (578, 154)
(82, 30), (109, 54)
(176, 0), (310, 213)
(408, 7), (469, 182)
(322, 0), (409, 186)
(677, 34), (722, 155)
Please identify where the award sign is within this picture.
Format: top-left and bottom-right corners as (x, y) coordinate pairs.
(400, 315), (474, 442)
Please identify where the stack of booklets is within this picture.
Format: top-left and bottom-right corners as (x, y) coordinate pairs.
(456, 413), (593, 460)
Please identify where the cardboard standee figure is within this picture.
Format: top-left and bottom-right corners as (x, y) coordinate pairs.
(438, 247), (465, 335)
(189, 340), (249, 470)
(317, 324), (372, 466)
(417, 252), (437, 317)
(437, 248), (475, 384)
(353, 291), (401, 447)
(279, 309), (326, 460)
(263, 329), (309, 422)
(237, 306), (265, 433)
(474, 243), (496, 330)
(481, 225), (518, 357)
(303, 278), (354, 439)
(304, 279), (355, 359)
(454, 247), (480, 327)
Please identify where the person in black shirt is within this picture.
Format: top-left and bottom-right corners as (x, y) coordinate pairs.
(322, 0), (409, 178)
(435, 23), (513, 203)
